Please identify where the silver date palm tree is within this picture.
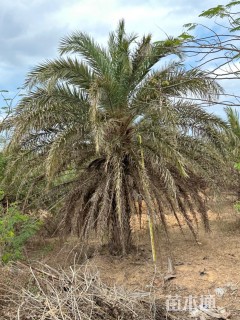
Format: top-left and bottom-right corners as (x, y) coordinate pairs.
(3, 21), (229, 255)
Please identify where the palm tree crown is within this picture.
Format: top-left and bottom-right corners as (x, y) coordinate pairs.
(3, 20), (229, 255)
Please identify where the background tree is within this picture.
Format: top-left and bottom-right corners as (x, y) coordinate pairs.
(2, 21), (230, 256)
(225, 107), (240, 200)
(180, 1), (240, 109)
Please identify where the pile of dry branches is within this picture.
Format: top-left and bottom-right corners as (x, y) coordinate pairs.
(0, 262), (171, 320)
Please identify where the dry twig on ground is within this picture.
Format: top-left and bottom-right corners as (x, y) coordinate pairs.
(1, 262), (173, 320)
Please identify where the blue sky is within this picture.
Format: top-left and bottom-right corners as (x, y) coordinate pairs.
(0, 0), (235, 117)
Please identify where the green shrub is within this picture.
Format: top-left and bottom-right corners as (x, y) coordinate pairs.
(0, 201), (41, 264)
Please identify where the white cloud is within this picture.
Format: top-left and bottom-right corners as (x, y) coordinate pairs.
(53, 0), (226, 40)
(0, 0), (235, 119)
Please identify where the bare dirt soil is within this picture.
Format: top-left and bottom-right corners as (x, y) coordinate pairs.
(1, 195), (240, 319)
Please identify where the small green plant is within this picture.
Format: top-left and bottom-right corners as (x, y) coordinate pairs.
(0, 201), (41, 264)
(234, 201), (240, 213)
(234, 162), (240, 171)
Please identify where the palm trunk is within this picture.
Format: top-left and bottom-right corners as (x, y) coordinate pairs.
(109, 197), (132, 255)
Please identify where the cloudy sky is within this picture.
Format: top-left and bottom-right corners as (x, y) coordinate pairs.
(0, 0), (234, 116)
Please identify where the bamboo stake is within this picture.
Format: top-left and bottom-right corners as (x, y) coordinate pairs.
(138, 134), (156, 263)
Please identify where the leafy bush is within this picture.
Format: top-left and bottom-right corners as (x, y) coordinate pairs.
(0, 200), (41, 264)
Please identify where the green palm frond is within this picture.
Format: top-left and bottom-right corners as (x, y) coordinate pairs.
(159, 65), (223, 99)
(225, 107), (240, 137)
(225, 107), (240, 159)
(59, 31), (112, 78)
(25, 58), (94, 89)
